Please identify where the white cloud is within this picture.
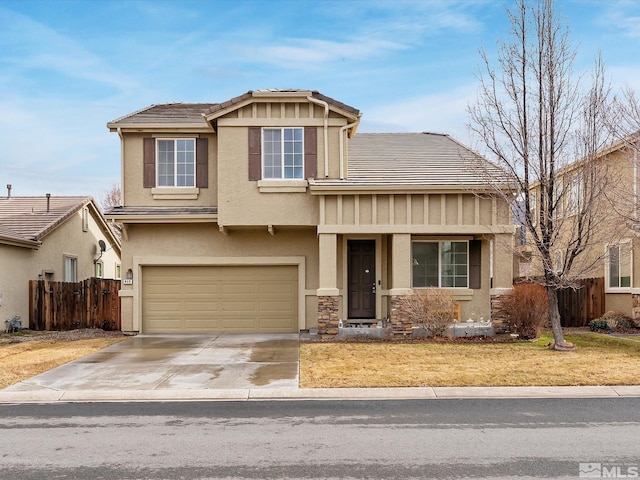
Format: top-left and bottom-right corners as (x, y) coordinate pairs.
(360, 84), (478, 142)
(0, 6), (138, 92)
(237, 36), (407, 69)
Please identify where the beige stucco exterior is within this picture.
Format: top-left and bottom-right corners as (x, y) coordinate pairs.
(109, 90), (515, 334)
(522, 143), (640, 319)
(0, 204), (121, 328)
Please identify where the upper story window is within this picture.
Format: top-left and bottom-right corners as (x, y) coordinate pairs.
(143, 137), (207, 190)
(263, 128), (304, 179)
(565, 174), (583, 217)
(157, 138), (196, 187)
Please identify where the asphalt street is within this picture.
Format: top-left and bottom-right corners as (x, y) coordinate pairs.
(2, 397), (640, 479)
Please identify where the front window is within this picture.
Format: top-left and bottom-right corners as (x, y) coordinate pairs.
(157, 138), (195, 187)
(115, 264), (121, 280)
(64, 255), (77, 282)
(263, 128), (303, 179)
(607, 243), (631, 289)
(95, 262), (103, 278)
(412, 241), (468, 288)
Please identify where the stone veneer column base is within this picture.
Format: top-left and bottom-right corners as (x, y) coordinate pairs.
(632, 294), (640, 326)
(390, 295), (413, 337)
(490, 293), (510, 334)
(317, 296), (340, 336)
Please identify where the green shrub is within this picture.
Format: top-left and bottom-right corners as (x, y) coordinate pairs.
(615, 317), (631, 329)
(589, 318), (611, 332)
(502, 283), (549, 340)
(590, 312), (633, 331)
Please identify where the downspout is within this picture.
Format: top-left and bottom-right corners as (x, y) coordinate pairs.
(306, 95), (329, 177)
(339, 115), (362, 180)
(635, 150), (638, 221)
(117, 127), (125, 206)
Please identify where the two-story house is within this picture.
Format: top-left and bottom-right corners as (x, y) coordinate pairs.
(106, 89), (515, 335)
(520, 137), (640, 321)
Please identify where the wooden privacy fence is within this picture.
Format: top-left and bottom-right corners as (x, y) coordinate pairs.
(556, 277), (605, 327)
(29, 278), (121, 331)
(514, 277), (605, 327)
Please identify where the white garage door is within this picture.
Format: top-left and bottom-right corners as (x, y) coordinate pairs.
(142, 265), (298, 333)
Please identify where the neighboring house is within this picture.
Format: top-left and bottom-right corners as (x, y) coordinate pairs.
(105, 89), (515, 335)
(0, 193), (122, 328)
(520, 138), (639, 319)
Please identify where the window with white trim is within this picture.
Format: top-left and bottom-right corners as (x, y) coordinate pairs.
(95, 261), (103, 278)
(565, 174), (583, 216)
(64, 255), (77, 282)
(115, 264), (121, 280)
(529, 190), (537, 226)
(157, 138), (195, 187)
(412, 241), (469, 288)
(554, 181), (564, 218)
(263, 128), (304, 179)
(607, 243), (631, 289)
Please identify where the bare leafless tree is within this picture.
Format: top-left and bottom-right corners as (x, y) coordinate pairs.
(99, 184), (121, 212)
(468, 0), (621, 351)
(99, 184), (122, 239)
(605, 87), (640, 224)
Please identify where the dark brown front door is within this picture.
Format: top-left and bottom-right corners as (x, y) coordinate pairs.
(348, 240), (376, 319)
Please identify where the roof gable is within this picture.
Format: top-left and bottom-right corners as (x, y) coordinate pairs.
(107, 90), (361, 130)
(0, 196), (120, 251)
(204, 90), (361, 121)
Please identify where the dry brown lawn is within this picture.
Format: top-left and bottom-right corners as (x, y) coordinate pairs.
(300, 333), (640, 388)
(0, 337), (126, 389)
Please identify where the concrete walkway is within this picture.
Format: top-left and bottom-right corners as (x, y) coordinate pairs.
(2, 333), (640, 404)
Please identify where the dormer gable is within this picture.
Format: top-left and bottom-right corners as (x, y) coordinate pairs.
(203, 89), (360, 127)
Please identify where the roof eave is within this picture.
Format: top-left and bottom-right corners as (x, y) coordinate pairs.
(104, 214), (218, 224)
(0, 235), (41, 249)
(107, 123), (213, 132)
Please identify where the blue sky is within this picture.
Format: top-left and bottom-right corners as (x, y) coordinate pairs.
(2, 0), (640, 203)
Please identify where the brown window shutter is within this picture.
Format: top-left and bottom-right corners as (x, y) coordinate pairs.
(248, 127), (261, 181)
(469, 240), (482, 289)
(304, 127), (317, 179)
(196, 138), (208, 188)
(143, 138), (155, 188)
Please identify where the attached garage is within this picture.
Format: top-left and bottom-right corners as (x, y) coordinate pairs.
(141, 265), (298, 333)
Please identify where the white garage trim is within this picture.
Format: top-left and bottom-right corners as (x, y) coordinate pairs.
(131, 256), (306, 332)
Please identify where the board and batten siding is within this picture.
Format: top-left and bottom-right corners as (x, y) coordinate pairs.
(318, 193), (512, 233)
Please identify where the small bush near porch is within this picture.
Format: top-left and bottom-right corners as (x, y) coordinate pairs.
(399, 288), (457, 337)
(299, 333), (640, 388)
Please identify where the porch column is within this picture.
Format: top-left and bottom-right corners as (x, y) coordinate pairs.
(491, 232), (515, 333)
(389, 233), (413, 336)
(317, 233), (340, 335)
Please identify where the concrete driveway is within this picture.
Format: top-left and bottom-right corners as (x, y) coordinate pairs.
(4, 333), (299, 398)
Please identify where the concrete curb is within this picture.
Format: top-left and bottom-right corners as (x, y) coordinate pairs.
(2, 385), (640, 404)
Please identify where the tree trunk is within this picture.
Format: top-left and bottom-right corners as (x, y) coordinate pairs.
(547, 287), (575, 351)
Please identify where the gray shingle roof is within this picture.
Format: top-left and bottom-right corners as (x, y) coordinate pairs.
(0, 196), (92, 243)
(108, 90), (360, 128)
(313, 132), (510, 188)
(105, 206), (218, 217)
(108, 103), (218, 127)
